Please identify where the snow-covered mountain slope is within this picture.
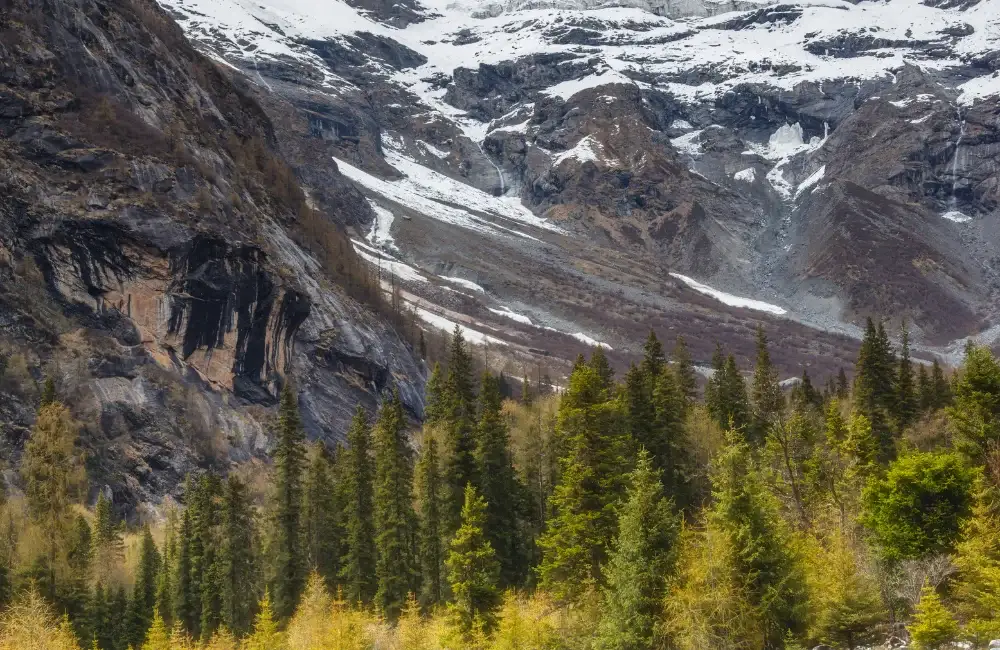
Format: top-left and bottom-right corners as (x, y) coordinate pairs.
(157, 0), (1000, 376)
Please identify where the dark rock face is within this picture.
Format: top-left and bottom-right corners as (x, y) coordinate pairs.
(0, 0), (423, 517)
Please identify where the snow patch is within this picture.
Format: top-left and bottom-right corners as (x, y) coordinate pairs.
(941, 210), (972, 223)
(734, 167), (756, 183)
(366, 200), (397, 252)
(541, 69), (640, 101)
(418, 141), (450, 159)
(670, 273), (787, 316)
(794, 165), (826, 200)
(552, 135), (617, 167)
(415, 307), (506, 347)
(489, 306), (533, 325)
(352, 240), (428, 284)
(441, 276), (486, 293)
(572, 332), (612, 350)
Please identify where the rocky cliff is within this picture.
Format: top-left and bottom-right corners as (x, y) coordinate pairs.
(0, 0), (424, 516)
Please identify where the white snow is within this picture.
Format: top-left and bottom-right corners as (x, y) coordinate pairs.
(571, 332), (612, 350)
(671, 129), (705, 157)
(670, 273), (787, 316)
(910, 114), (935, 124)
(751, 123), (827, 200)
(670, 119), (694, 131)
(334, 150), (563, 239)
(489, 306), (534, 325)
(941, 210), (972, 223)
(794, 165), (826, 200)
(734, 167), (756, 183)
(366, 200), (397, 252)
(418, 141), (450, 159)
(415, 307), (506, 346)
(552, 135), (618, 167)
(441, 276), (486, 293)
(541, 69), (641, 101)
(352, 240), (428, 284)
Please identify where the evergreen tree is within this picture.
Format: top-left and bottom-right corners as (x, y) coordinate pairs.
(641, 331), (666, 379)
(651, 368), (692, 511)
(837, 368), (850, 399)
(917, 364), (932, 413)
(711, 429), (806, 648)
(537, 364), (628, 600)
(109, 587), (128, 650)
(596, 450), (680, 650)
(302, 444), (340, 591)
(895, 321), (917, 430)
(625, 364), (655, 465)
(190, 475), (222, 640)
(65, 515), (92, 642)
(220, 475), (256, 637)
(522, 373), (533, 407)
(424, 363), (445, 426)
(446, 484), (501, 635)
(708, 353), (750, 433)
(142, 608), (170, 650)
(373, 391), (418, 621)
(930, 359), (952, 410)
(125, 527), (160, 648)
(672, 336), (698, 403)
(340, 406), (377, 605)
(908, 585), (959, 650)
(750, 326), (784, 445)
(443, 327), (479, 535)
(416, 434), (445, 610)
(589, 346), (616, 391)
(243, 591), (281, 650)
(92, 491), (123, 592)
(155, 511), (177, 630)
(91, 583), (113, 650)
(948, 345), (1000, 462)
(795, 370), (822, 411)
(474, 372), (527, 588)
(854, 318), (896, 460)
(272, 384), (306, 619)
(173, 508), (197, 636)
(40, 376), (57, 407)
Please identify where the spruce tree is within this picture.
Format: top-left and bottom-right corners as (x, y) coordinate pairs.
(93, 491), (124, 592)
(750, 326), (783, 445)
(837, 367), (850, 399)
(641, 331), (666, 379)
(537, 364), (628, 601)
(704, 344), (725, 418)
(373, 391), (418, 621)
(854, 318), (896, 460)
(625, 364), (655, 462)
(155, 510), (176, 630)
(596, 450), (680, 650)
(220, 475), (257, 636)
(424, 363), (445, 426)
(446, 484), (501, 635)
(340, 406), (377, 605)
(66, 515), (92, 642)
(652, 368), (692, 511)
(709, 354), (750, 433)
(589, 346), (615, 391)
(672, 336), (698, 403)
(949, 345), (1000, 462)
(302, 444), (341, 591)
(474, 372), (527, 588)
(895, 321), (917, 430)
(443, 327), (479, 535)
(908, 585), (959, 650)
(711, 429), (806, 648)
(272, 384), (306, 619)
(91, 583), (112, 650)
(125, 527), (161, 648)
(930, 359), (952, 410)
(173, 508), (197, 635)
(917, 364), (932, 413)
(191, 474), (222, 640)
(416, 434), (445, 609)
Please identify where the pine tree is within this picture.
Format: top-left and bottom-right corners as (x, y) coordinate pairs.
(243, 592), (281, 650)
(837, 368), (850, 399)
(416, 434), (445, 610)
(125, 527), (160, 648)
(156, 511), (177, 630)
(750, 326), (784, 445)
(522, 373), (533, 406)
(173, 509), (197, 635)
(709, 354), (750, 433)
(641, 331), (666, 379)
(142, 608), (171, 650)
(651, 368), (692, 511)
(92, 491), (124, 592)
(930, 359), (952, 409)
(537, 364), (628, 600)
(446, 484), (500, 634)
(895, 321), (917, 430)
(672, 336), (698, 403)
(373, 391), (418, 621)
(704, 344), (725, 420)
(65, 515), (92, 641)
(795, 370), (822, 410)
(272, 384), (306, 619)
(188, 474), (222, 640)
(339, 406), (376, 605)
(625, 364), (655, 463)
(949, 345), (1000, 462)
(474, 372), (527, 588)
(220, 475), (256, 637)
(917, 364), (932, 413)
(589, 346), (616, 391)
(854, 318), (896, 460)
(109, 587), (128, 650)
(424, 363), (445, 426)
(443, 327), (479, 535)
(711, 429), (806, 648)
(908, 585), (959, 650)
(302, 444), (340, 591)
(952, 482), (1000, 644)
(596, 450), (680, 650)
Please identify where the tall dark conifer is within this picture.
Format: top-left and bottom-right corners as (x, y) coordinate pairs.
(221, 474), (257, 636)
(303, 444), (341, 590)
(125, 527), (160, 648)
(272, 384), (306, 619)
(475, 372), (527, 587)
(340, 406), (377, 604)
(895, 321), (917, 430)
(750, 326), (783, 445)
(373, 391), (418, 621)
(416, 434), (445, 609)
(672, 336), (698, 403)
(443, 327), (479, 534)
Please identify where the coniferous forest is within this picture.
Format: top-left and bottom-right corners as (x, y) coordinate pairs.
(4, 320), (1000, 650)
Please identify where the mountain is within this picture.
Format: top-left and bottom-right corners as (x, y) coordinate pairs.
(153, 0), (1000, 377)
(0, 0), (423, 511)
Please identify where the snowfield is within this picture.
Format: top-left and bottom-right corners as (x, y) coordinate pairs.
(670, 273), (787, 316)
